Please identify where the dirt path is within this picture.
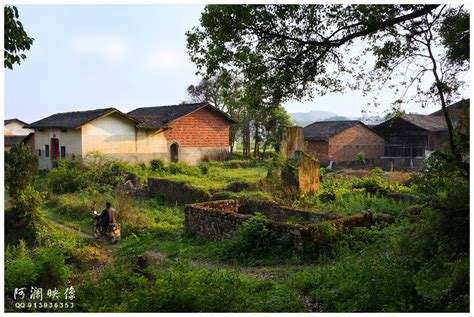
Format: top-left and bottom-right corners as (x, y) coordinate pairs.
(44, 216), (94, 240)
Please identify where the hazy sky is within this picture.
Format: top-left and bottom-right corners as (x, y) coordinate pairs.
(5, 5), (470, 123)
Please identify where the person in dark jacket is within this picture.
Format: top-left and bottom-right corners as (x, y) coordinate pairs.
(95, 202), (116, 232)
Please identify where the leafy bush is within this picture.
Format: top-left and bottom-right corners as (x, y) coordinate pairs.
(35, 247), (72, 289)
(13, 185), (44, 229)
(216, 213), (294, 265)
(356, 151), (365, 164)
(47, 159), (88, 194)
(5, 144), (39, 197)
(84, 152), (133, 189)
(5, 241), (72, 295)
(150, 159), (165, 172)
(167, 162), (202, 176)
(199, 164), (209, 175)
(5, 240), (38, 294)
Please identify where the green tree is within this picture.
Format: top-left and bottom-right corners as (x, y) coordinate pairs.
(187, 5), (468, 158)
(362, 5), (469, 158)
(4, 5), (34, 69)
(187, 5), (439, 104)
(5, 144), (38, 198)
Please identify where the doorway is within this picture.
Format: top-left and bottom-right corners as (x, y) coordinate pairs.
(51, 138), (59, 160)
(170, 143), (179, 163)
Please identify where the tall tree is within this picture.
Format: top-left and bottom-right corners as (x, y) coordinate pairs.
(4, 5), (34, 69)
(186, 75), (224, 110)
(362, 5), (469, 157)
(186, 4), (469, 158)
(187, 5), (439, 104)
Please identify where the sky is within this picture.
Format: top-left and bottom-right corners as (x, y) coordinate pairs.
(4, 4), (471, 123)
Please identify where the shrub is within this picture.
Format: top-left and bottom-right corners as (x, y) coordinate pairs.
(199, 164), (209, 175)
(167, 162), (201, 176)
(13, 185), (44, 230)
(5, 241), (38, 294)
(150, 159), (165, 172)
(216, 213), (294, 265)
(5, 144), (39, 197)
(356, 151), (365, 164)
(84, 152), (133, 188)
(47, 159), (88, 194)
(34, 247), (72, 289)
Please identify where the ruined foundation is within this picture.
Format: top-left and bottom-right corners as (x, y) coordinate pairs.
(184, 199), (372, 249)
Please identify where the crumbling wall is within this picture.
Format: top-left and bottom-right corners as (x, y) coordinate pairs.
(238, 199), (336, 223)
(280, 125), (306, 159)
(184, 199), (373, 249)
(281, 151), (320, 193)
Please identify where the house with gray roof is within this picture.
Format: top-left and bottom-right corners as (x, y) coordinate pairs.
(303, 120), (385, 164)
(25, 103), (236, 169)
(373, 113), (449, 157)
(4, 118), (34, 151)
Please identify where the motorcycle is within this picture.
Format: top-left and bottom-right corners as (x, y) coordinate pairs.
(93, 210), (121, 244)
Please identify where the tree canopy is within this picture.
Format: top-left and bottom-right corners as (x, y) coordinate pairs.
(4, 5), (34, 69)
(186, 5), (441, 103)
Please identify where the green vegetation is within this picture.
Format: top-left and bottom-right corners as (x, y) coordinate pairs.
(78, 260), (303, 312)
(4, 147), (469, 312)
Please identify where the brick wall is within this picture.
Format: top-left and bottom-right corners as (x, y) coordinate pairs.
(328, 124), (384, 162)
(306, 140), (329, 163)
(165, 107), (231, 147)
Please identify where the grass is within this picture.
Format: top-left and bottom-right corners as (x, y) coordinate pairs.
(159, 166), (268, 192)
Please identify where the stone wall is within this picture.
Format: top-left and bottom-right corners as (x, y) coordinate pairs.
(184, 199), (373, 249)
(148, 178), (211, 204)
(281, 150), (320, 193)
(280, 125), (306, 159)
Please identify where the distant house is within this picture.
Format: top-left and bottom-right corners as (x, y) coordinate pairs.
(5, 134), (34, 152)
(430, 98), (469, 132)
(4, 118), (33, 136)
(25, 103), (236, 169)
(303, 120), (385, 164)
(373, 114), (448, 157)
(4, 118), (34, 151)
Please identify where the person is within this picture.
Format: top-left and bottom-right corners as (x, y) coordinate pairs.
(95, 202), (116, 233)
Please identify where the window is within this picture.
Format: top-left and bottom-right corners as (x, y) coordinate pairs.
(38, 149), (42, 156)
(61, 146), (66, 158)
(45, 144), (50, 157)
(60, 128), (67, 132)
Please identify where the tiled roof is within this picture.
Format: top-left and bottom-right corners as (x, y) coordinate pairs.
(24, 108), (137, 129)
(5, 135), (28, 146)
(303, 120), (362, 141)
(401, 114), (447, 131)
(5, 118), (28, 126)
(430, 98), (470, 116)
(128, 102), (236, 129)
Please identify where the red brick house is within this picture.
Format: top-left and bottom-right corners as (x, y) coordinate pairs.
(303, 120), (385, 165)
(128, 102), (236, 164)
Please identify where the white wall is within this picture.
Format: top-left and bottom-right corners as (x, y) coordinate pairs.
(5, 121), (33, 136)
(33, 128), (82, 169)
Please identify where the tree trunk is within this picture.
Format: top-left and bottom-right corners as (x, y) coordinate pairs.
(253, 122), (260, 158)
(426, 30), (458, 160)
(242, 118), (251, 158)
